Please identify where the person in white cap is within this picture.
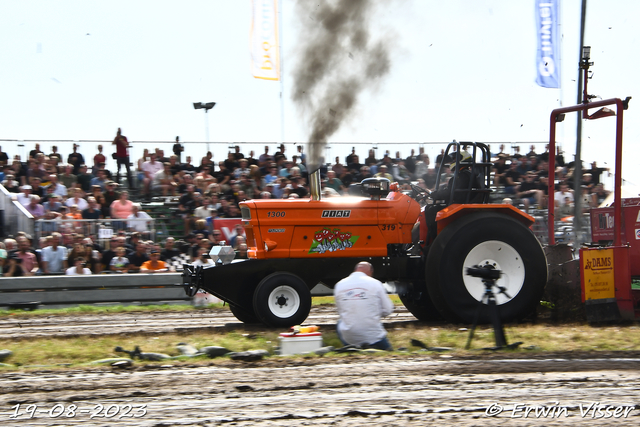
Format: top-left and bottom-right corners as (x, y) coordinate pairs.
(16, 185), (32, 206)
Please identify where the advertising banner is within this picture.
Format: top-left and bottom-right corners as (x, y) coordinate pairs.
(535, 1), (560, 88)
(250, 0), (280, 80)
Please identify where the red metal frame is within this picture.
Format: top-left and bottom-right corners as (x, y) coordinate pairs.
(547, 97), (625, 245)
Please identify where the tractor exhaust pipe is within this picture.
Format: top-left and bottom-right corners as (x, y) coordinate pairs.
(310, 169), (321, 201)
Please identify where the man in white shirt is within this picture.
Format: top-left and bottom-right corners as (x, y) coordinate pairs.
(555, 181), (575, 216)
(41, 233), (68, 274)
(16, 185), (33, 206)
(127, 203), (152, 232)
(142, 153), (164, 197)
(334, 262), (394, 350)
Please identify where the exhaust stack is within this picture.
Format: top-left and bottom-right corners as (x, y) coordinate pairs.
(310, 169), (321, 201)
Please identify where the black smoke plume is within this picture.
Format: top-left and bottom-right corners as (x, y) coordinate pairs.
(291, 0), (393, 170)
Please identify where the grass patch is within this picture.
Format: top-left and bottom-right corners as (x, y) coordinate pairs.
(0, 303), (228, 318)
(1, 323), (640, 369)
(312, 295), (402, 306)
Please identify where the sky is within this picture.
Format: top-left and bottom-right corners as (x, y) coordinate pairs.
(1, 0), (638, 189)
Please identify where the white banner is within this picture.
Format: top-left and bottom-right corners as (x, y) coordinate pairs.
(535, 0), (560, 88)
(250, 0), (280, 80)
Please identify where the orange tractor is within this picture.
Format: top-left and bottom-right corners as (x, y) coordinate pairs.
(182, 142), (548, 327)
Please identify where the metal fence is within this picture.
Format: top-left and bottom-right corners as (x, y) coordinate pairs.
(34, 218), (156, 248)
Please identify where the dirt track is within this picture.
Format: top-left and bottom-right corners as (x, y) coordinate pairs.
(0, 305), (416, 340)
(1, 307), (640, 426)
(1, 357), (640, 426)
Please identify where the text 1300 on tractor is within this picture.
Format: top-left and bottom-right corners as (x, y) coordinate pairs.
(182, 142), (548, 327)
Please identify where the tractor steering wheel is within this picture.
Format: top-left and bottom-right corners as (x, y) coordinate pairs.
(410, 183), (431, 203)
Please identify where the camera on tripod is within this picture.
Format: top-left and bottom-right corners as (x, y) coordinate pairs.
(466, 264), (501, 280)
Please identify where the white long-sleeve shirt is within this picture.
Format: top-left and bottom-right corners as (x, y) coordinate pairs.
(334, 271), (394, 346)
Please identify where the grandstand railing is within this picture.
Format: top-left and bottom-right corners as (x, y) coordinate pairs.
(0, 185), (35, 238)
(34, 218), (156, 247)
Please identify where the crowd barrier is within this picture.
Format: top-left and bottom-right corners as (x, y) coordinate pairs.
(0, 273), (334, 310)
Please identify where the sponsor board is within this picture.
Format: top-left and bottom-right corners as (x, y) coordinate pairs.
(582, 248), (615, 300)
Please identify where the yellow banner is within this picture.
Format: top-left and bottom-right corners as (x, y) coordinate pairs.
(250, 0), (280, 80)
(582, 248), (616, 300)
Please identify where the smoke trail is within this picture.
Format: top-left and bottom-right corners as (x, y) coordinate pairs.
(291, 0), (393, 170)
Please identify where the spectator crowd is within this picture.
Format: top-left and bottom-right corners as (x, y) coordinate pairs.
(0, 134), (611, 276)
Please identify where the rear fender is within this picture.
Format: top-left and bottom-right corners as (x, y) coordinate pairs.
(436, 204), (535, 234)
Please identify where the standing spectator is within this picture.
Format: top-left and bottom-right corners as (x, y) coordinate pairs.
(93, 145), (106, 173)
(334, 262), (394, 350)
(112, 128), (133, 188)
(66, 257), (92, 275)
(258, 145), (272, 166)
(172, 136), (184, 162)
(29, 143), (44, 159)
(41, 233), (68, 274)
(67, 144), (85, 174)
(127, 203), (152, 232)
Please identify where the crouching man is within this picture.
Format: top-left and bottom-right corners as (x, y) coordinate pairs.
(334, 262), (394, 350)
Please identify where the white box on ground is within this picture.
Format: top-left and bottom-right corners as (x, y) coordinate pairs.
(278, 332), (323, 355)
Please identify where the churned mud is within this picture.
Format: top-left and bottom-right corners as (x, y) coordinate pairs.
(1, 307), (639, 426)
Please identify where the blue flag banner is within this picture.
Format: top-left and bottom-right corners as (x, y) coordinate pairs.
(535, 1), (560, 88)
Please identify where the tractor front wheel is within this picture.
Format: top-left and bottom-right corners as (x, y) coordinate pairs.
(426, 212), (547, 323)
(253, 272), (312, 327)
(229, 303), (260, 324)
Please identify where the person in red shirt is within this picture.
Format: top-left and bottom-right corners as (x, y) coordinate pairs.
(112, 128), (132, 188)
(93, 145), (106, 173)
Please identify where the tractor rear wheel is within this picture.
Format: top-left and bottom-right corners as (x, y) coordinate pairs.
(253, 272), (312, 327)
(398, 281), (443, 321)
(229, 304), (259, 324)
(426, 212), (547, 323)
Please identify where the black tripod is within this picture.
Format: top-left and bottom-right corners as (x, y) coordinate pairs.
(465, 265), (522, 350)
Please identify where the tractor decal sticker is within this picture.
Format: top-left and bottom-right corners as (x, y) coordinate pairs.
(309, 227), (359, 254)
(636, 229), (640, 240)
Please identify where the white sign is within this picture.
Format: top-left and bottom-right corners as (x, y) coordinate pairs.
(99, 228), (114, 239)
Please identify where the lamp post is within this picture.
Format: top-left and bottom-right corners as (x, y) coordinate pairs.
(193, 102), (216, 152)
